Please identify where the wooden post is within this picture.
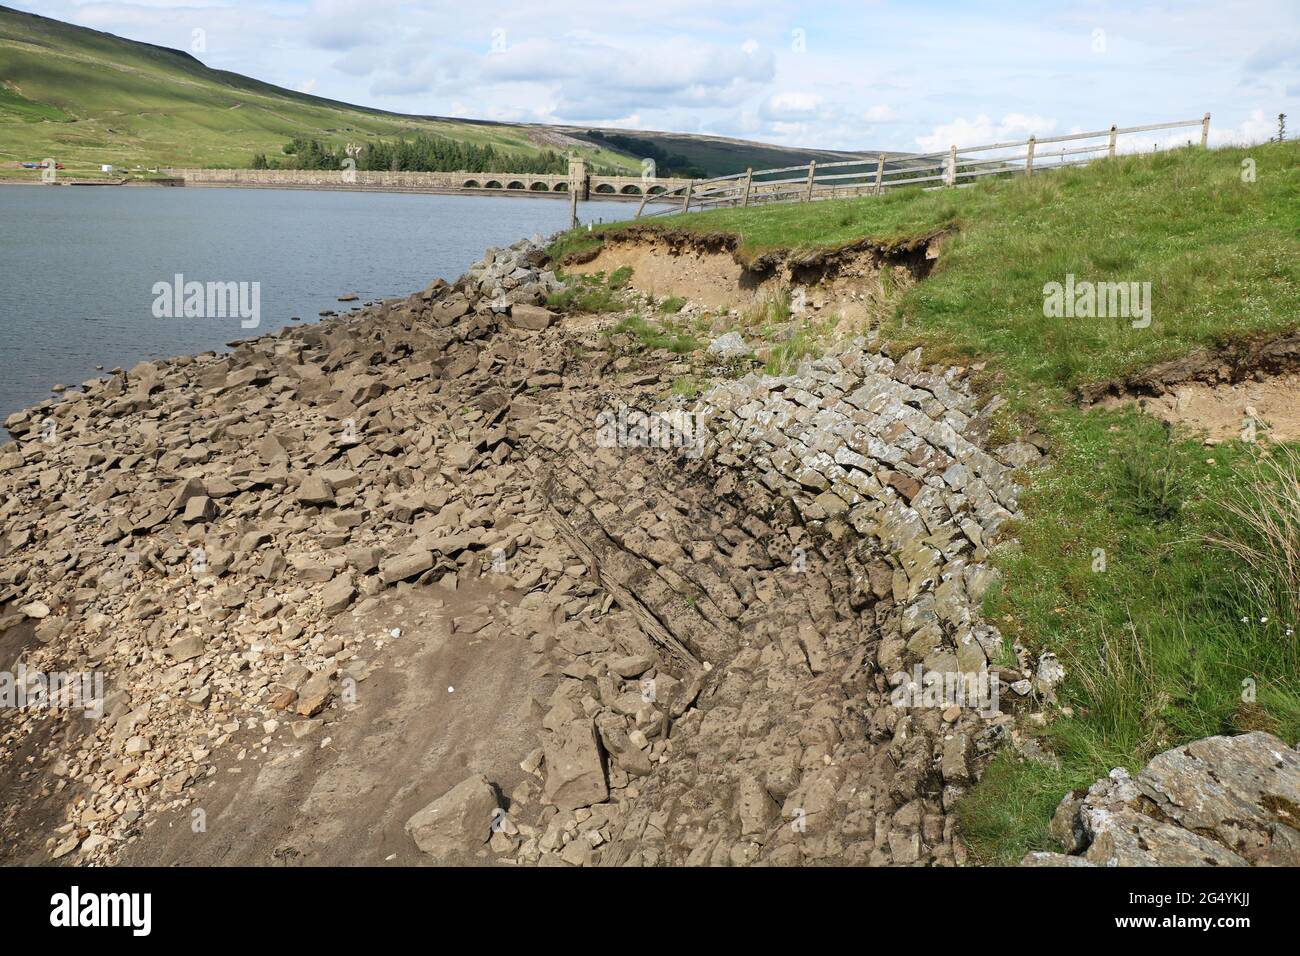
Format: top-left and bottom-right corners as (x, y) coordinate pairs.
(874, 153), (885, 194)
(569, 181), (578, 230)
(1108, 124), (1118, 159)
(946, 145), (957, 187)
(681, 181), (693, 214)
(804, 160), (816, 202)
(1201, 112), (1211, 148)
(634, 189), (651, 219)
(1025, 136), (1036, 176)
(741, 167), (753, 207)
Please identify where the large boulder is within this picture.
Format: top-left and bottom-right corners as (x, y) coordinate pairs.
(543, 720), (608, 811)
(1026, 731), (1300, 866)
(405, 774), (501, 862)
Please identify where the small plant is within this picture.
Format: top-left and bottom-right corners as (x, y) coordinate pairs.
(670, 375), (701, 399)
(741, 290), (792, 330)
(610, 314), (701, 354)
(608, 265), (634, 290)
(763, 323), (826, 376)
(546, 276), (620, 314)
(659, 296), (687, 314)
(1115, 434), (1187, 521)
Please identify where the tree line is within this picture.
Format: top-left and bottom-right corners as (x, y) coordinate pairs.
(250, 135), (573, 174)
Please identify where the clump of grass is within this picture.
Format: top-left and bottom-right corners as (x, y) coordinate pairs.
(659, 296), (687, 314)
(1206, 443), (1300, 628)
(670, 375), (701, 400)
(763, 319), (829, 376)
(608, 265), (634, 290)
(610, 314), (701, 354)
(742, 291), (792, 331)
(1115, 432), (1188, 521)
(546, 274), (621, 314)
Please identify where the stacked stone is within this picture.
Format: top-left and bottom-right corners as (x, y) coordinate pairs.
(696, 343), (1041, 682)
(520, 336), (1042, 865)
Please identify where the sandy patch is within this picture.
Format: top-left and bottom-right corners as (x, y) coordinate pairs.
(1102, 373), (1300, 444)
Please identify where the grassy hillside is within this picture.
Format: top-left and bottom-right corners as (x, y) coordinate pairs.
(552, 140), (1300, 862)
(0, 5), (861, 181)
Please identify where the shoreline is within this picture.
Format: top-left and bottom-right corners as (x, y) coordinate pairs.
(0, 179), (658, 202)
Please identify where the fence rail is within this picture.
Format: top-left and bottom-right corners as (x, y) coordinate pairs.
(635, 113), (1210, 218)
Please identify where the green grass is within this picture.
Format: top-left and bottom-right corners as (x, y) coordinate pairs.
(545, 270), (631, 314)
(607, 265), (634, 290)
(552, 141), (1300, 399)
(670, 375), (702, 399)
(554, 140), (1300, 863)
(609, 314), (701, 354)
(0, 6), (639, 178)
(763, 319), (831, 376)
(658, 296), (687, 315)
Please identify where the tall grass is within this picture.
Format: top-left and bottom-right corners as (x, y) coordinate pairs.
(1207, 444), (1300, 630)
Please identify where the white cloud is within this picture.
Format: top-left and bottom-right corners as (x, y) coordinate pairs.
(916, 114), (1058, 152)
(12, 0), (1297, 152)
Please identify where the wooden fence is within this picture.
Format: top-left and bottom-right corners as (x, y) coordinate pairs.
(635, 113), (1211, 218)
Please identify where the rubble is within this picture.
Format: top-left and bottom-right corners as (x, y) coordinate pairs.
(8, 230), (1277, 869)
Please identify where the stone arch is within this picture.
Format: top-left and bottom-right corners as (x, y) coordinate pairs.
(552, 182), (568, 192)
(594, 183), (616, 194)
(506, 180), (525, 190)
(620, 184), (643, 195)
(462, 179), (481, 188)
(529, 181), (550, 192)
(483, 180), (503, 189)
(647, 184), (668, 194)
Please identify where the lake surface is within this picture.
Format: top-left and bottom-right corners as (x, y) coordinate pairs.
(0, 186), (637, 418)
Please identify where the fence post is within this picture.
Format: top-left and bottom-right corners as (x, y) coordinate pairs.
(804, 160), (816, 202)
(742, 167), (753, 207)
(681, 181), (693, 214)
(1108, 124), (1118, 159)
(874, 153), (885, 194)
(1201, 112), (1211, 148)
(634, 189), (651, 218)
(946, 144), (957, 186)
(1025, 136), (1036, 176)
(569, 182), (578, 229)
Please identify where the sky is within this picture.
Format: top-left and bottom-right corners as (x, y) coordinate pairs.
(12, 0), (1300, 152)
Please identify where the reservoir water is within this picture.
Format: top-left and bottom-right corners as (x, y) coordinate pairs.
(0, 185), (635, 418)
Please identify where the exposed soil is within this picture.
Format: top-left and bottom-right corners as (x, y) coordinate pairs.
(1099, 373), (1300, 444)
(114, 583), (546, 866)
(563, 227), (942, 319)
(1080, 329), (1300, 443)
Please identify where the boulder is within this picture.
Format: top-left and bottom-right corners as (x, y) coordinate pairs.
(405, 774), (500, 861)
(507, 304), (556, 332)
(295, 475), (334, 506)
(1027, 732), (1300, 866)
(543, 719), (608, 811)
(706, 331), (751, 361)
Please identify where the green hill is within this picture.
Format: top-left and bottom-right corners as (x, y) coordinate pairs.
(0, 5), (867, 181)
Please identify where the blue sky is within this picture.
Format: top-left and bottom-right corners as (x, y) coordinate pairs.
(14, 0), (1299, 151)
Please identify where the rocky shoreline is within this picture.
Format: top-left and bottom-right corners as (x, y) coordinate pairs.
(2, 235), (1297, 867)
